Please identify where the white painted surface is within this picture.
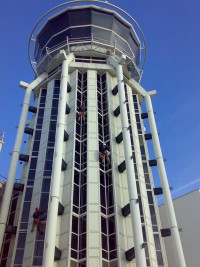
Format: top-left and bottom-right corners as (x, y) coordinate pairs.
(159, 189), (200, 267)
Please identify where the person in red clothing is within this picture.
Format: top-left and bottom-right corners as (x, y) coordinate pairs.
(31, 207), (43, 234)
(99, 143), (110, 163)
(77, 103), (86, 123)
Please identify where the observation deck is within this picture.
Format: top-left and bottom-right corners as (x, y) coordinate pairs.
(30, 4), (146, 81)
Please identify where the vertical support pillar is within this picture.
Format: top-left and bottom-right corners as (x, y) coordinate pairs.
(43, 58), (69, 267)
(86, 70), (101, 266)
(116, 62), (146, 267)
(0, 87), (32, 250)
(145, 94), (186, 267)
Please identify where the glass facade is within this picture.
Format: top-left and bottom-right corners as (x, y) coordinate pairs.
(132, 93), (164, 266)
(0, 53), (169, 266)
(70, 72), (87, 266)
(0, 191), (19, 267)
(97, 73), (118, 266)
(13, 88), (47, 267)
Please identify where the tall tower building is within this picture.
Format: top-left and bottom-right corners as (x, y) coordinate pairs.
(0, 1), (185, 267)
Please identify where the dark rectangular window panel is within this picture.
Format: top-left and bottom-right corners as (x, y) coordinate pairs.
(44, 160), (53, 171)
(100, 186), (106, 207)
(28, 170), (36, 180)
(20, 223), (28, 229)
(110, 250), (117, 260)
(109, 234), (116, 250)
(0, 259), (7, 267)
(34, 241), (44, 257)
(33, 257), (43, 265)
(38, 108), (44, 117)
(101, 216), (107, 235)
(79, 233), (86, 250)
(145, 174), (150, 183)
(1, 241), (10, 259)
(33, 141), (40, 152)
(72, 216), (78, 234)
(102, 234), (108, 250)
(14, 249), (24, 264)
(108, 217), (115, 235)
(46, 149), (54, 160)
(30, 158), (37, 169)
(37, 117), (43, 125)
(21, 202), (31, 222)
(40, 96), (46, 104)
(71, 249), (78, 259)
(43, 170), (52, 176)
(73, 185), (79, 207)
(41, 90), (47, 97)
(51, 107), (58, 116)
(42, 179), (51, 192)
(34, 130), (41, 140)
(49, 121), (57, 131)
(71, 234), (78, 250)
(54, 80), (60, 87)
(143, 163), (148, 173)
(79, 250), (86, 260)
(156, 251), (164, 265)
(80, 216), (86, 233)
(150, 206), (157, 225)
(147, 191), (154, 204)
(24, 188), (33, 201)
(48, 131), (56, 143)
(10, 197), (18, 212)
(7, 213), (15, 226)
(142, 226), (147, 242)
(52, 99), (59, 108)
(17, 233), (26, 249)
(40, 193), (49, 212)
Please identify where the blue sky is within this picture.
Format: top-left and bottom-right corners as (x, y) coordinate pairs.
(0, 0), (199, 200)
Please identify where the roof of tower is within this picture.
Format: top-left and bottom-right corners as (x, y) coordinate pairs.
(29, 2), (146, 81)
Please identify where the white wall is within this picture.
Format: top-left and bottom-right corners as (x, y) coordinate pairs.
(159, 189), (200, 267)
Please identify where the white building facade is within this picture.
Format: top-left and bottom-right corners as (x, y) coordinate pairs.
(0, 2), (185, 267)
(159, 189), (200, 267)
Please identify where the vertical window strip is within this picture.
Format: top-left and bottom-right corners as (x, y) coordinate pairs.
(133, 94), (164, 266)
(97, 73), (118, 265)
(33, 81), (61, 266)
(124, 86), (150, 265)
(71, 72), (87, 265)
(11, 89), (47, 267)
(0, 192), (19, 267)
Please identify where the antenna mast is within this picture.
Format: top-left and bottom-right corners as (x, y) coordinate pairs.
(0, 131), (4, 152)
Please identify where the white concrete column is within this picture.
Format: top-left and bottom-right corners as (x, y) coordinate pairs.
(43, 59), (69, 267)
(86, 70), (101, 267)
(145, 94), (186, 267)
(0, 73), (47, 251)
(116, 63), (146, 267)
(0, 87), (32, 250)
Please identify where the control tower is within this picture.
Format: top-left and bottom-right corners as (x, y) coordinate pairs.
(0, 1), (185, 267)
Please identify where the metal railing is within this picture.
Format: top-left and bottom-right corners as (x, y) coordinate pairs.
(34, 35), (141, 78)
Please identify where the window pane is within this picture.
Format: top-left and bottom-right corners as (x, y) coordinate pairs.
(21, 202), (31, 222)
